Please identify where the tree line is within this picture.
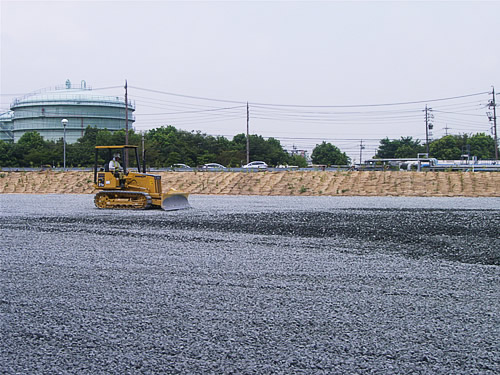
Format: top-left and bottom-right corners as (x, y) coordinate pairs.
(0, 126), (313, 168)
(375, 133), (497, 160)
(0, 125), (496, 168)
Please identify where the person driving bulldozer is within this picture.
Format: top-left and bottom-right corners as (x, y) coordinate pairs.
(109, 154), (122, 172)
(109, 153), (124, 179)
(109, 154), (125, 187)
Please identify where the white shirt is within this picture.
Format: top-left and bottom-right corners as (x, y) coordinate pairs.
(109, 158), (121, 171)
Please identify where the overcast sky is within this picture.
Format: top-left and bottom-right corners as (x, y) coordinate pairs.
(1, 0), (498, 161)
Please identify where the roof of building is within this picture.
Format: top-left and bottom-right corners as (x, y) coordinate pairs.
(10, 80), (134, 110)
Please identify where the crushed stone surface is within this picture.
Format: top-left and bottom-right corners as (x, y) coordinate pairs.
(1, 195), (499, 374)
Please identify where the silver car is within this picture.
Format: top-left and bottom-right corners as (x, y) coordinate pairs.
(170, 163), (191, 169)
(202, 163), (226, 170)
(243, 161), (268, 169)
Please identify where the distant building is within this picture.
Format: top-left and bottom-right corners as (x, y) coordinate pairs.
(286, 145), (309, 161)
(3, 80), (134, 143)
(0, 111), (14, 142)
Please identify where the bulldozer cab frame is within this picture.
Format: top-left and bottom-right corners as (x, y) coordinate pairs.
(93, 145), (141, 184)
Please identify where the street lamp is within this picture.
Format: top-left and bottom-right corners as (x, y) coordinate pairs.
(61, 119), (68, 170)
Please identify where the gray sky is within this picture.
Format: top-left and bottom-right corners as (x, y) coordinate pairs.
(1, 0), (498, 161)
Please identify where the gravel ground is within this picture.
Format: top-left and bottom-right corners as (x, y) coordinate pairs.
(1, 195), (499, 374)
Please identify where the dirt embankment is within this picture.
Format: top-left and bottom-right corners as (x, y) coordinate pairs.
(1, 170), (499, 197)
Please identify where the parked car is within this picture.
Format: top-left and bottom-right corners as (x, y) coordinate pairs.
(201, 163), (226, 170)
(243, 161), (268, 169)
(170, 163), (191, 169)
(276, 164), (299, 169)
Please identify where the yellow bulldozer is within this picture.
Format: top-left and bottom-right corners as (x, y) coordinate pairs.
(93, 145), (190, 210)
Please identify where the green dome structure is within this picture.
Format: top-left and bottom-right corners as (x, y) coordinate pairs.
(9, 80), (135, 143)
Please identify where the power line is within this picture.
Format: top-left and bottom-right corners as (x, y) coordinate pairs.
(249, 92), (489, 108)
(130, 85), (489, 108)
(129, 86), (246, 104)
(92, 85), (124, 91)
(3, 82), (495, 161)
(433, 109), (485, 117)
(139, 105), (246, 116)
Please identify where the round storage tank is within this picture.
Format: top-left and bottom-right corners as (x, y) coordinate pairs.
(0, 111), (14, 142)
(10, 80), (135, 143)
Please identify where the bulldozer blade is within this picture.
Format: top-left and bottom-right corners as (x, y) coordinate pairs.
(161, 193), (191, 211)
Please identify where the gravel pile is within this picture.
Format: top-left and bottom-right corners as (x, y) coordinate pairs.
(1, 195), (499, 374)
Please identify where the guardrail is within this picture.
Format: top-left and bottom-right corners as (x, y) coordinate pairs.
(1, 165), (498, 172)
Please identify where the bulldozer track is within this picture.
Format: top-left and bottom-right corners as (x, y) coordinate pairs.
(94, 191), (152, 210)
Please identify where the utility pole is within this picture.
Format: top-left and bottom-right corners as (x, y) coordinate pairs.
(425, 105), (434, 155)
(359, 139), (365, 165)
(61, 119), (68, 170)
(444, 124), (451, 136)
(488, 86), (498, 160)
(124, 80), (129, 169)
(142, 131), (145, 171)
(246, 102), (250, 164)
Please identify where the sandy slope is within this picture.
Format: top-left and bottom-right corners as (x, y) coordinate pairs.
(0, 170), (498, 197)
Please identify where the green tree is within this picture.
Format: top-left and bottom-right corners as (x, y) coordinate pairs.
(289, 154), (308, 168)
(0, 140), (14, 167)
(70, 126), (100, 167)
(265, 137), (289, 166)
(19, 131), (45, 148)
(231, 134), (289, 166)
(165, 151), (181, 166)
(375, 138), (400, 158)
(375, 137), (424, 159)
(465, 133), (496, 159)
(428, 133), (497, 160)
(429, 135), (462, 159)
(146, 126), (194, 167)
(95, 129), (114, 146)
(311, 142), (349, 165)
(218, 150), (245, 167)
(13, 132), (47, 166)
